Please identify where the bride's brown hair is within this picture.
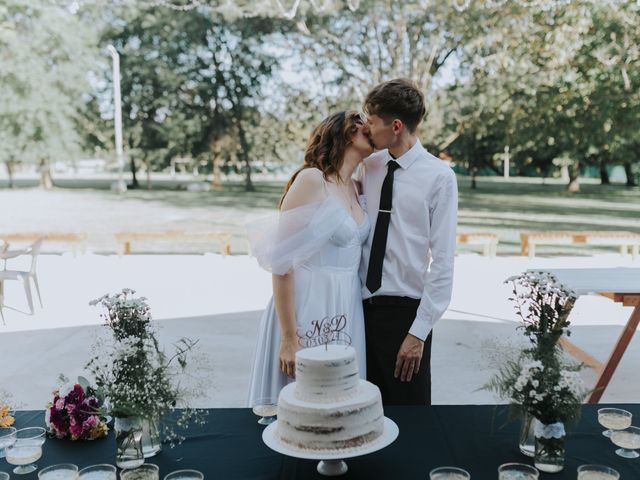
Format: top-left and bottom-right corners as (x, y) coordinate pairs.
(280, 111), (363, 208)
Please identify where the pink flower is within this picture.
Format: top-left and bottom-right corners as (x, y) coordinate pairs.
(83, 415), (97, 430)
(69, 422), (83, 439)
(66, 404), (76, 414)
(55, 398), (65, 410)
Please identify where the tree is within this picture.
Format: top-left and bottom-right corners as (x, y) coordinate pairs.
(0, 1), (96, 188)
(88, 6), (280, 191)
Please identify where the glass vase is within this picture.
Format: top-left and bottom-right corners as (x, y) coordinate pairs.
(114, 417), (144, 469)
(518, 412), (535, 458)
(534, 420), (565, 473)
(141, 416), (162, 458)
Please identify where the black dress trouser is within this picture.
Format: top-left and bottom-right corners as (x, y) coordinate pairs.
(363, 298), (433, 405)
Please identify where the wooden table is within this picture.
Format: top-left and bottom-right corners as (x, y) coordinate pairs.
(521, 231), (640, 258)
(114, 231), (232, 255)
(543, 268), (640, 403)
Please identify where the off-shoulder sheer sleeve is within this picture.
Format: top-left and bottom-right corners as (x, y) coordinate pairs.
(246, 197), (347, 275)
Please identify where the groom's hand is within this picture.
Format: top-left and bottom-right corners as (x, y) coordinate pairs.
(394, 334), (424, 382)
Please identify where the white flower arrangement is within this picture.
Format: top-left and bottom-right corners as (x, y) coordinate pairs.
(485, 271), (589, 425)
(86, 289), (208, 445)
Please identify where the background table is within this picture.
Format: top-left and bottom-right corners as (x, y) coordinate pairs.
(2, 405), (639, 479)
(543, 268), (640, 403)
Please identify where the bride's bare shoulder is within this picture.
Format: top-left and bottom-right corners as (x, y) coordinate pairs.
(281, 168), (327, 211)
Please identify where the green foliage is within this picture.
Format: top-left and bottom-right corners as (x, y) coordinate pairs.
(0, 2), (96, 171)
(86, 5), (282, 189)
(446, 2), (640, 186)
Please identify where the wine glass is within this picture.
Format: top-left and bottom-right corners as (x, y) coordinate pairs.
(163, 470), (204, 480)
(577, 464), (620, 480)
(429, 466), (471, 479)
(498, 463), (539, 480)
(0, 427), (17, 458)
(252, 397), (277, 425)
(78, 464), (118, 480)
(610, 425), (640, 458)
(5, 427), (46, 475)
(120, 463), (160, 480)
(597, 408), (632, 438)
(38, 464), (79, 480)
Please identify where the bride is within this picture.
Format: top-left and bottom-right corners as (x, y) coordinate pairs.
(247, 111), (374, 405)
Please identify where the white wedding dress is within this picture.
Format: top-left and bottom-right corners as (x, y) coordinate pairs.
(246, 194), (370, 406)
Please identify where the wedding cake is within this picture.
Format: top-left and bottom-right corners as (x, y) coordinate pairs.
(276, 345), (384, 451)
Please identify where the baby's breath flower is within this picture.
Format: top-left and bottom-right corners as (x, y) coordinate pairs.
(86, 290), (208, 445)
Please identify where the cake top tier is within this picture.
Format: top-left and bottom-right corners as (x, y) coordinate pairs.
(294, 345), (360, 402)
(296, 344), (355, 363)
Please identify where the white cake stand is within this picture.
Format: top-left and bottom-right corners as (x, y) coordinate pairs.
(262, 417), (399, 477)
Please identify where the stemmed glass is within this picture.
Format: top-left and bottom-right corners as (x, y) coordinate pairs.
(38, 464), (79, 480)
(610, 425), (640, 458)
(5, 427), (47, 475)
(120, 464), (160, 480)
(597, 408), (632, 438)
(78, 464), (118, 480)
(577, 464), (620, 480)
(498, 463), (539, 480)
(0, 427), (17, 458)
(252, 397), (277, 425)
(429, 466), (471, 479)
(163, 470), (204, 480)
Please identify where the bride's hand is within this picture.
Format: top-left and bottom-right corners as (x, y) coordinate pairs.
(279, 337), (300, 378)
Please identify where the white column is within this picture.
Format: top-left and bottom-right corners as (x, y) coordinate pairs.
(107, 45), (126, 192)
(503, 145), (510, 179)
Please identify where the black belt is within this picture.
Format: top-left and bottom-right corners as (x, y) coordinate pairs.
(364, 295), (420, 307)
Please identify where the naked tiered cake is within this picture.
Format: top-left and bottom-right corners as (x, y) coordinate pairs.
(276, 345), (384, 450)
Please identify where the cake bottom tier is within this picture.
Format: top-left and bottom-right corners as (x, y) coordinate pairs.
(276, 380), (384, 450)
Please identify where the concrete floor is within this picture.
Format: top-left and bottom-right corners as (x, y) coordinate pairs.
(1, 253), (638, 409)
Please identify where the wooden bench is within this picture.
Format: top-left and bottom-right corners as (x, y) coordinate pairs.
(115, 231), (232, 256)
(521, 231), (640, 259)
(0, 233), (87, 253)
(456, 232), (499, 257)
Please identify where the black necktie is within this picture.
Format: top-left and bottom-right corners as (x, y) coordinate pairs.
(366, 160), (400, 293)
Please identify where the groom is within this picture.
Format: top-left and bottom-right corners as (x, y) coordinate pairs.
(359, 78), (458, 405)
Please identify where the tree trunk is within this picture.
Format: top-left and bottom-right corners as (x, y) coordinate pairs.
(210, 136), (222, 190)
(624, 161), (637, 187)
(211, 157), (222, 189)
(567, 160), (580, 193)
(144, 157), (152, 190)
(5, 160), (14, 189)
(38, 158), (53, 190)
(599, 157), (610, 185)
(470, 166), (477, 190)
(234, 114), (254, 192)
(129, 156), (139, 189)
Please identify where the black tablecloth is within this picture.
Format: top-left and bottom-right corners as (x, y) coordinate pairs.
(2, 405), (639, 479)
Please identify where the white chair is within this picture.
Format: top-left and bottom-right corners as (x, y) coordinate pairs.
(0, 239), (43, 318)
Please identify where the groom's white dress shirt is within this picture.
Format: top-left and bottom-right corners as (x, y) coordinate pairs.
(359, 139), (458, 341)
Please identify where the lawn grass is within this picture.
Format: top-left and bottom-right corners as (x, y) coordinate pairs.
(2, 175), (639, 255)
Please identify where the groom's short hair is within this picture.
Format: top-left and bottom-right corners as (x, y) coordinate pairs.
(364, 78), (426, 133)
